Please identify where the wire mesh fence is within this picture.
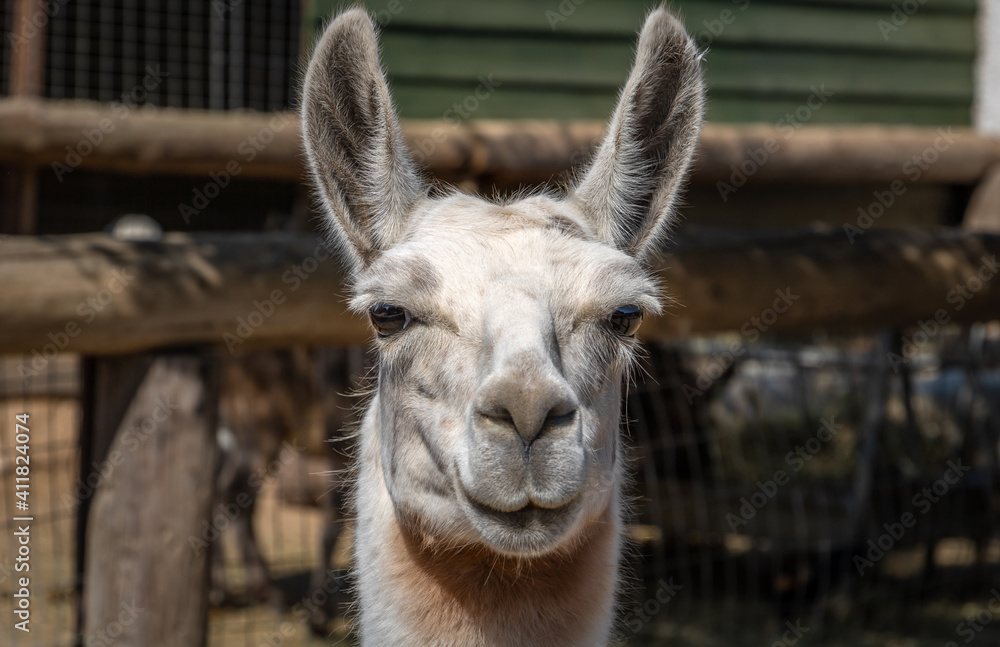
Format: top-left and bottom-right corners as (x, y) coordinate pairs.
(1, 325), (997, 646)
(41, 0), (302, 110)
(0, 354), (79, 647)
(0, 0), (12, 96)
(624, 325), (1000, 645)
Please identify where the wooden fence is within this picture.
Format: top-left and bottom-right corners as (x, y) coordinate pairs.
(3, 98), (1000, 645)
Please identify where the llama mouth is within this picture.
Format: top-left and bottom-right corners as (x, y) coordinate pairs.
(472, 499), (568, 517)
(462, 492), (581, 554)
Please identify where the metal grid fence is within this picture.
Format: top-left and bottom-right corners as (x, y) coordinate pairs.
(624, 326), (1000, 645)
(0, 0), (11, 96)
(42, 0), (302, 110)
(0, 354), (79, 647)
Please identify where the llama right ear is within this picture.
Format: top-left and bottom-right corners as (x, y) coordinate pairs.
(301, 9), (425, 276)
(572, 8), (704, 262)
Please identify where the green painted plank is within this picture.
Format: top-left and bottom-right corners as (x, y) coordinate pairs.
(704, 96), (971, 124)
(357, 0), (648, 34)
(379, 33), (973, 101)
(379, 33), (631, 87)
(307, 0), (976, 126)
(389, 83), (971, 124)
(389, 83), (618, 120)
(310, 0), (977, 39)
(703, 48), (973, 99)
(757, 0), (976, 12)
(676, 2), (975, 55)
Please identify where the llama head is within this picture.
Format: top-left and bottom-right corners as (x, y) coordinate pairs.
(302, 8), (703, 557)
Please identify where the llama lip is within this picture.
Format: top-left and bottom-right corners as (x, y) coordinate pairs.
(461, 489), (581, 554)
(470, 497), (577, 529)
(472, 498), (568, 516)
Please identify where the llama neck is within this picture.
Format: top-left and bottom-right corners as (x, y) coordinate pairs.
(353, 414), (622, 647)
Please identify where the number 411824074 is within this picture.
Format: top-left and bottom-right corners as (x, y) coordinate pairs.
(14, 413), (30, 508)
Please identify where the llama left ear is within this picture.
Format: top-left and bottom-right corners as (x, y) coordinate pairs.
(572, 8), (704, 261)
(301, 9), (426, 278)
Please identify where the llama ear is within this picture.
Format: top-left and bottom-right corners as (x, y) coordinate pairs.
(301, 9), (425, 275)
(572, 8), (705, 261)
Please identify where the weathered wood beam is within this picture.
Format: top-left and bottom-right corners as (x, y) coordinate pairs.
(646, 227), (1000, 340)
(1, 98), (998, 186)
(1, 229), (998, 357)
(2, 232), (355, 359)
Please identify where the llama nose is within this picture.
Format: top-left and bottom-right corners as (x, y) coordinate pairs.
(475, 371), (578, 445)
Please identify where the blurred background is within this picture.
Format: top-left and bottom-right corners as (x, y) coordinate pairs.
(1, 0), (999, 646)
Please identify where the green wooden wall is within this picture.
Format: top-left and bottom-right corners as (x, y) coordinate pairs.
(307, 0), (977, 125)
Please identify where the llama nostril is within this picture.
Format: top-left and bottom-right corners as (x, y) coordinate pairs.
(477, 405), (514, 426)
(543, 408), (577, 430)
(476, 396), (577, 446)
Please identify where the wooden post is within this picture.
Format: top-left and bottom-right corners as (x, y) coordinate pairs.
(75, 355), (156, 645)
(9, 0), (47, 97)
(80, 352), (219, 647)
(964, 163), (1000, 232)
(1, 0), (47, 235)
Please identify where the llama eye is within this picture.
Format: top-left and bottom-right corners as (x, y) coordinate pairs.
(607, 305), (643, 337)
(370, 304), (411, 338)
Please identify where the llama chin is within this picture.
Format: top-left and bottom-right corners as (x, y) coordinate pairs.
(301, 7), (704, 645)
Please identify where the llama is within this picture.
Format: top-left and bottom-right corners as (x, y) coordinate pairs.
(301, 7), (704, 645)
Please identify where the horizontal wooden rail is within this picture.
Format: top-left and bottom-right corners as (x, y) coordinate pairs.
(1, 98), (998, 186)
(1, 229), (998, 357)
